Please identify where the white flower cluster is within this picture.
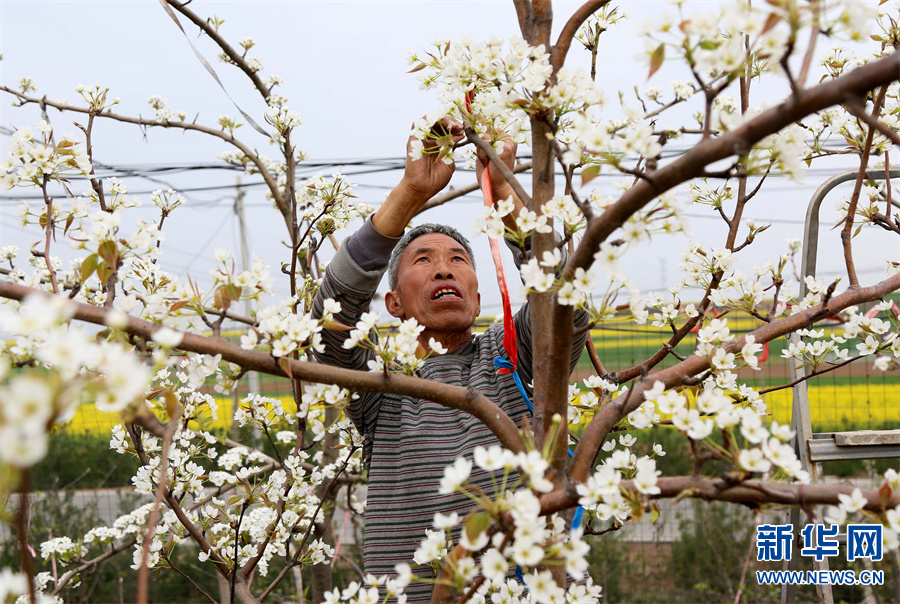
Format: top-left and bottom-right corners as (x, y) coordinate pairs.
(780, 301), (899, 371)
(639, 379), (809, 482)
(265, 103), (302, 136)
(245, 296), (336, 358)
(301, 383), (354, 418)
(75, 83), (120, 111)
(637, 3), (793, 79)
(1, 121), (91, 191)
(342, 312), (439, 375)
(413, 34), (599, 120)
(235, 393), (293, 429)
(147, 95), (186, 123)
(0, 295), (152, 468)
(150, 188), (186, 214)
(297, 171), (370, 239)
(89, 388), (363, 583)
(403, 441), (602, 602)
(679, 243), (737, 291)
(824, 469), (900, 554)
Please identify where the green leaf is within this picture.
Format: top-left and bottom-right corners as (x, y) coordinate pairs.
(80, 254), (99, 283)
(224, 283), (242, 302)
(164, 391), (180, 421)
(648, 44), (665, 80)
(213, 285), (231, 312)
(98, 240), (118, 270)
(465, 512), (491, 543)
(581, 164), (601, 186)
(96, 261), (112, 285)
(698, 40), (717, 51)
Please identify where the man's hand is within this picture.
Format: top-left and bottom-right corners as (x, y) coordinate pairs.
(475, 132), (524, 230)
(402, 116), (464, 201)
(372, 116), (464, 238)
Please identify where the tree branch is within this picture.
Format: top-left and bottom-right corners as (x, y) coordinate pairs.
(541, 475), (900, 517)
(0, 280), (526, 455)
(166, 1), (271, 100)
(566, 50), (900, 276)
(417, 161), (532, 213)
(136, 405), (181, 604)
(841, 86), (889, 287)
(0, 86), (289, 227)
(570, 272), (900, 482)
(551, 0), (612, 73)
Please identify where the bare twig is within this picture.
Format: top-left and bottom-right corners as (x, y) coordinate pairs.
(841, 86), (889, 287)
(551, 0), (613, 73)
(16, 471), (36, 604)
(38, 176), (60, 294)
(167, 0), (271, 100)
(136, 404), (181, 604)
(757, 355), (862, 395)
(161, 551), (218, 604)
(796, 1), (822, 90)
(585, 337), (607, 377)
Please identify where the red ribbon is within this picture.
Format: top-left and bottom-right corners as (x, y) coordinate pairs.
(480, 162), (519, 374)
(465, 90), (518, 373)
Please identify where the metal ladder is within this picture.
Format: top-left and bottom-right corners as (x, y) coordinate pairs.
(782, 169), (900, 604)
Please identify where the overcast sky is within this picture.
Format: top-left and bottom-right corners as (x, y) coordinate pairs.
(1, 0), (896, 318)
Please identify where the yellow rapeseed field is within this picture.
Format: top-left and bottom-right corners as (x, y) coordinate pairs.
(56, 311), (899, 437)
(61, 382), (898, 437)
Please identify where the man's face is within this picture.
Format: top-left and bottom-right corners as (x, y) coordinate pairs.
(385, 233), (480, 334)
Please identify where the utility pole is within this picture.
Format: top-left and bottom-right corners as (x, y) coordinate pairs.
(232, 176), (260, 439)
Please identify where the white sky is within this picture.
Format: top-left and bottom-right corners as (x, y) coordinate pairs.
(1, 0), (896, 318)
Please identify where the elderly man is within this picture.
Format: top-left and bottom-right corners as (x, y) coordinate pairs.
(312, 118), (588, 600)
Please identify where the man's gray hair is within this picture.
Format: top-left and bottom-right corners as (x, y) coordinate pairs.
(387, 223), (476, 290)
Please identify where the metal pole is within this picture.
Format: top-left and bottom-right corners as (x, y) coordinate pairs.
(233, 177), (260, 439)
(782, 169), (898, 604)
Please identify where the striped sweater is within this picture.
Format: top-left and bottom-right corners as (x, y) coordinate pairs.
(312, 219), (588, 601)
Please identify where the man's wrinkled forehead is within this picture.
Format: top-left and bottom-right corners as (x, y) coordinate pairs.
(400, 233), (473, 265)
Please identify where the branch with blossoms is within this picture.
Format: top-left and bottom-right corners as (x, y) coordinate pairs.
(0, 86), (291, 229)
(0, 280), (526, 455)
(570, 273), (900, 483)
(563, 49), (900, 276)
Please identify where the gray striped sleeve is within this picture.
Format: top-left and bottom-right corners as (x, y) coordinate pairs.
(311, 237), (388, 437)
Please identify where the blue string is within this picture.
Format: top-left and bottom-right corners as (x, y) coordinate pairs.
(493, 356), (584, 584)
